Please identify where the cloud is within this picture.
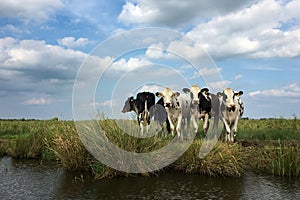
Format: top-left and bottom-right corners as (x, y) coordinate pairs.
(208, 80), (232, 92)
(57, 37), (90, 49)
(110, 57), (152, 72)
(194, 67), (222, 78)
(234, 74), (243, 80)
(137, 84), (164, 94)
(118, 0), (253, 27)
(145, 39), (209, 62)
(0, 37), (105, 101)
(0, 24), (25, 33)
(0, 0), (63, 22)
(247, 65), (281, 71)
(249, 83), (300, 97)
(23, 97), (52, 105)
(186, 0), (300, 59)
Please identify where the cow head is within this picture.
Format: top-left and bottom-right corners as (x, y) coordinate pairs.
(183, 85), (201, 106)
(218, 88), (243, 112)
(156, 87), (180, 108)
(122, 96), (135, 113)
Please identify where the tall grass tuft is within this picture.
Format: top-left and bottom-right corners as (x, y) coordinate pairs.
(175, 140), (248, 177)
(271, 142), (300, 178)
(44, 121), (90, 170)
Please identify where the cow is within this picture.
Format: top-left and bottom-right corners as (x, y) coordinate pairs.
(151, 97), (170, 135)
(183, 85), (220, 135)
(122, 92), (155, 135)
(155, 87), (191, 138)
(217, 88), (244, 142)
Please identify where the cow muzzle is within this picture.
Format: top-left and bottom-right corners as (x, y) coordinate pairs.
(192, 100), (199, 105)
(228, 105), (236, 112)
(165, 103), (171, 108)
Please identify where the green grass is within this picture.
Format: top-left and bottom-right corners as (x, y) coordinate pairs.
(237, 118), (300, 140)
(0, 118), (300, 178)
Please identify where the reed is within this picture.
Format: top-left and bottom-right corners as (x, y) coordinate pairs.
(270, 142), (300, 177)
(175, 140), (248, 177)
(0, 118), (300, 178)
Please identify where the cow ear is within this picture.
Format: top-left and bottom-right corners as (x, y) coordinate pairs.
(217, 92), (222, 97)
(129, 96), (134, 101)
(174, 92), (180, 97)
(236, 91), (243, 96)
(182, 88), (190, 94)
(201, 88), (209, 94)
(156, 92), (162, 97)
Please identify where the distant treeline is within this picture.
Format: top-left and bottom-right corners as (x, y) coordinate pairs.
(0, 117), (59, 121)
(0, 117), (297, 121)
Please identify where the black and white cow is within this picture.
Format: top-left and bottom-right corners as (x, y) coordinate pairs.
(151, 97), (170, 134)
(156, 87), (191, 138)
(183, 85), (220, 134)
(122, 92), (155, 135)
(218, 88), (243, 142)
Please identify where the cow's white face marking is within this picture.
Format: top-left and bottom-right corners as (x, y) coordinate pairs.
(222, 88), (243, 111)
(223, 88), (235, 108)
(190, 85), (201, 105)
(156, 87), (179, 108)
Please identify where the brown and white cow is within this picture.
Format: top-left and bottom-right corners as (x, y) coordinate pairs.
(218, 88), (244, 142)
(156, 87), (191, 138)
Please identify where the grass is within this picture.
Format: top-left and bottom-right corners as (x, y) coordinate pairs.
(0, 118), (300, 178)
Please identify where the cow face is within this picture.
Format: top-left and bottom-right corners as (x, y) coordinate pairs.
(122, 96), (135, 113)
(183, 85), (201, 106)
(156, 87), (180, 108)
(218, 88), (243, 111)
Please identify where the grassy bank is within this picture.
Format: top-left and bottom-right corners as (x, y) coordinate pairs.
(0, 118), (300, 178)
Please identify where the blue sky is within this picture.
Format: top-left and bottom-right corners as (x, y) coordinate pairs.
(0, 0), (300, 120)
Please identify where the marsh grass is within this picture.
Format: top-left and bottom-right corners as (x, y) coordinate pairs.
(175, 140), (248, 177)
(98, 119), (171, 153)
(271, 142), (300, 177)
(0, 118), (300, 178)
(237, 118), (300, 140)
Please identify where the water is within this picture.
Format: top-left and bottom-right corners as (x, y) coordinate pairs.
(1, 157), (300, 200)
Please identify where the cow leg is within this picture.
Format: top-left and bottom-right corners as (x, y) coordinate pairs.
(231, 116), (240, 142)
(139, 122), (144, 135)
(203, 114), (209, 134)
(167, 116), (175, 137)
(192, 115), (198, 135)
(222, 118), (231, 142)
(176, 114), (183, 139)
(166, 119), (171, 137)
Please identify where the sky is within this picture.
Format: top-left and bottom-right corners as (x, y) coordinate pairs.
(0, 0), (300, 120)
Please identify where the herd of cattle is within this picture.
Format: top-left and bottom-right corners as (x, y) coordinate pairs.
(122, 85), (244, 142)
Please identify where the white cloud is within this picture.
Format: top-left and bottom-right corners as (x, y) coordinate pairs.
(190, 67), (222, 79)
(57, 37), (90, 49)
(118, 0), (253, 27)
(249, 83), (300, 97)
(0, 37), (109, 103)
(137, 84), (164, 94)
(110, 57), (152, 72)
(90, 99), (116, 108)
(0, 24), (24, 33)
(145, 39), (208, 62)
(186, 0), (300, 59)
(234, 74), (243, 80)
(23, 97), (52, 105)
(145, 42), (165, 59)
(0, 0), (63, 22)
(0, 37), (87, 70)
(247, 65), (281, 71)
(208, 80), (232, 92)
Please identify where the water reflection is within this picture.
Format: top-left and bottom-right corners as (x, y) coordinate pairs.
(1, 157), (300, 199)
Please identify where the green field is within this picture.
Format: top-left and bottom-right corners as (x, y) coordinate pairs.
(0, 118), (299, 178)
